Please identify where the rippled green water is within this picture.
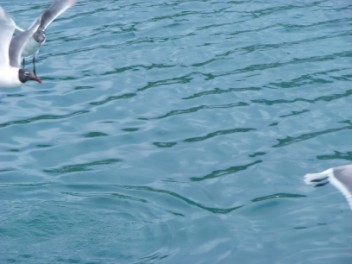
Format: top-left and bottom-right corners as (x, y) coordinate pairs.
(1, 0), (352, 263)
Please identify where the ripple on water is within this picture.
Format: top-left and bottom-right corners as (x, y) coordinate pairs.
(0, 183), (174, 263)
(0, 182), (243, 263)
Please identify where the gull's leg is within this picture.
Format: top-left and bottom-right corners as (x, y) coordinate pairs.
(32, 50), (41, 76)
(22, 58), (25, 69)
(33, 55), (37, 76)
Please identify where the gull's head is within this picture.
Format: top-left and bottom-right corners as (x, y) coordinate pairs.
(33, 29), (46, 44)
(19, 69), (42, 84)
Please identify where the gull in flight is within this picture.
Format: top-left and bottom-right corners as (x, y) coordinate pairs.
(304, 164), (352, 210)
(0, 0), (76, 88)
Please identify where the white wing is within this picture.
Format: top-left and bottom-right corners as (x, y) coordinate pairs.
(37, 0), (77, 31)
(0, 6), (16, 67)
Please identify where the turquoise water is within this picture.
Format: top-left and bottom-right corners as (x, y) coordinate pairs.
(1, 0), (352, 263)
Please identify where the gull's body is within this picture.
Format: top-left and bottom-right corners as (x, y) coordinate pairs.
(20, 30), (43, 59)
(304, 164), (352, 210)
(0, 6), (41, 88)
(0, 68), (23, 88)
(0, 0), (76, 88)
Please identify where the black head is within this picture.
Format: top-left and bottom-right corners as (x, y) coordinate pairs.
(33, 29), (46, 44)
(19, 69), (42, 84)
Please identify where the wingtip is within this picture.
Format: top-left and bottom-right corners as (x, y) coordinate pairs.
(304, 173), (322, 185)
(304, 168), (333, 185)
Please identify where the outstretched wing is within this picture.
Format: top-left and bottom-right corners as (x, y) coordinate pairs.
(0, 6), (16, 67)
(38, 0), (77, 31)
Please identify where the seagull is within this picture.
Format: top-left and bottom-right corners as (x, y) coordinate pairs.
(0, 0), (76, 88)
(0, 6), (41, 88)
(304, 164), (352, 210)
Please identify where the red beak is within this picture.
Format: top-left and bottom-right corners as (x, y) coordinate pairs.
(32, 76), (43, 84)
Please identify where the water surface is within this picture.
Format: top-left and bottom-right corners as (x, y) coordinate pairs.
(0, 0), (351, 263)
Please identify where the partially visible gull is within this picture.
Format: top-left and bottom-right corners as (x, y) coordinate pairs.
(304, 164), (352, 210)
(0, 6), (41, 87)
(0, 0), (76, 88)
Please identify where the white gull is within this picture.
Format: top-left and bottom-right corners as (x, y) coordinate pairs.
(0, 0), (76, 88)
(304, 164), (352, 210)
